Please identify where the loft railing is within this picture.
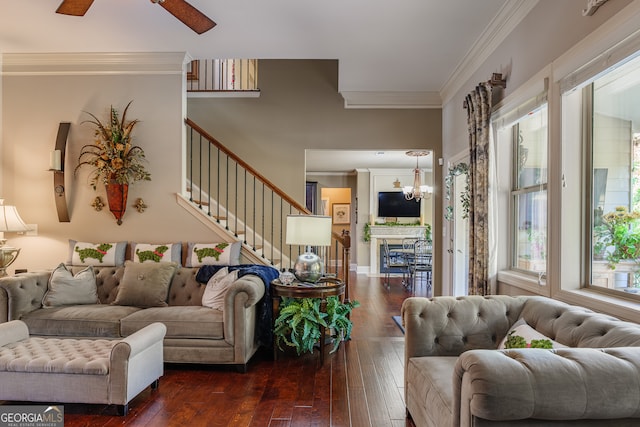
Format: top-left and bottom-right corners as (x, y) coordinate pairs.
(187, 59), (260, 93)
(184, 118), (350, 299)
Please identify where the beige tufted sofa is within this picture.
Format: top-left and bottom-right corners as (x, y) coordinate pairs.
(0, 266), (266, 371)
(401, 295), (640, 427)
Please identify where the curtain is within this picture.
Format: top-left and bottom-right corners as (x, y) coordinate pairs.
(465, 83), (492, 295)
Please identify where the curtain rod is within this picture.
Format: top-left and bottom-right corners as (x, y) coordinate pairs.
(463, 73), (507, 109)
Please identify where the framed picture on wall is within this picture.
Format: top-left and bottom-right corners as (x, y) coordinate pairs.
(332, 204), (350, 225)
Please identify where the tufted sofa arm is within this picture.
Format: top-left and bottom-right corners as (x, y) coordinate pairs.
(0, 271), (51, 322)
(222, 274), (265, 351)
(454, 347), (640, 426)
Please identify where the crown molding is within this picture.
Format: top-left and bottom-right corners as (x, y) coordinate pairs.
(306, 171), (356, 177)
(340, 91), (441, 109)
(1, 52), (190, 75)
(440, 0), (539, 105)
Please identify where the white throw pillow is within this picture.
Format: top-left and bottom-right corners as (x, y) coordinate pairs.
(42, 263), (98, 307)
(498, 318), (567, 349)
(186, 242), (241, 267)
(131, 242), (182, 264)
(202, 267), (238, 310)
(68, 240), (127, 266)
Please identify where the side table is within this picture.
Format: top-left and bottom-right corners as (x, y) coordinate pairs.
(271, 277), (345, 364)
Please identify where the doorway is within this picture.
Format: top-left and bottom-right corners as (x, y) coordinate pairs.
(447, 157), (470, 296)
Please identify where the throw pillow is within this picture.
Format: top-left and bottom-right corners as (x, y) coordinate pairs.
(131, 242), (181, 264)
(185, 241), (241, 267)
(498, 318), (567, 349)
(202, 267), (239, 310)
(67, 240), (127, 266)
(112, 261), (178, 307)
(42, 263), (98, 307)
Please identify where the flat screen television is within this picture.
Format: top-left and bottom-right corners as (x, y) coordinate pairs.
(377, 191), (420, 218)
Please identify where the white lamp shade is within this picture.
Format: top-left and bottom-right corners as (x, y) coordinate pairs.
(286, 215), (332, 246)
(0, 204), (29, 232)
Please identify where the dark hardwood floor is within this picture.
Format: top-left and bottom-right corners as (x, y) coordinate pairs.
(13, 274), (433, 426)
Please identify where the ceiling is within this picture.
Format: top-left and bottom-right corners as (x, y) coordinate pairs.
(306, 149), (435, 174)
(0, 0), (526, 107)
(1, 1), (536, 174)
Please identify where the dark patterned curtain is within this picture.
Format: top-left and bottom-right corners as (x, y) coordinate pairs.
(465, 83), (492, 295)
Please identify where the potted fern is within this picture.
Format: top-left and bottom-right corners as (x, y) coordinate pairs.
(274, 297), (360, 355)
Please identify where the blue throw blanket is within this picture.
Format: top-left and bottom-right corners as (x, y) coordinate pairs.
(196, 264), (279, 349)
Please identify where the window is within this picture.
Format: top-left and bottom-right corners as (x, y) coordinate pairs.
(587, 54), (640, 293)
(494, 97), (548, 278)
(512, 106), (548, 274)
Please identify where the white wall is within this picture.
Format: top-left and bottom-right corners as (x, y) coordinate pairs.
(1, 53), (219, 272)
(440, 0), (633, 295)
(442, 1), (632, 160)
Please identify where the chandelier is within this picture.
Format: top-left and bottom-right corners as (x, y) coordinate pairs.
(403, 150), (433, 202)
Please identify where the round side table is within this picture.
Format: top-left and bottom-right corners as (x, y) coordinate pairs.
(271, 277), (345, 364)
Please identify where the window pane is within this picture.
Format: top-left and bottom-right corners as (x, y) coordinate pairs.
(590, 54), (640, 292)
(511, 103), (548, 274)
(514, 190), (547, 273)
(516, 105), (548, 189)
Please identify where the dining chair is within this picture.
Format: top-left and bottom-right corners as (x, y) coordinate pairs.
(382, 239), (409, 289)
(409, 239), (432, 291)
(402, 238), (418, 251)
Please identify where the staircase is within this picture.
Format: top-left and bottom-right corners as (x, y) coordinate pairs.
(180, 118), (351, 296)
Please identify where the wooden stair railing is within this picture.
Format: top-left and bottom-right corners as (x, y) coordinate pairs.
(184, 118), (350, 294)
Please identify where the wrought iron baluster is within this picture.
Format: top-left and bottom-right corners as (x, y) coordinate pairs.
(188, 125), (193, 202)
(225, 155), (229, 230)
(207, 140), (211, 216)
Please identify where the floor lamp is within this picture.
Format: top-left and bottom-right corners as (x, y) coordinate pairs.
(0, 200), (29, 276)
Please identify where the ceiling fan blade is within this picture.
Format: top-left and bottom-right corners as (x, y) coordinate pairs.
(56, 0), (95, 16)
(155, 0), (216, 34)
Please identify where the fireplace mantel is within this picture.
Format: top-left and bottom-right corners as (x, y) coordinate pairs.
(369, 225), (428, 274)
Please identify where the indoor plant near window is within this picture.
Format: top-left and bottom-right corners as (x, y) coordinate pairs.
(274, 296), (360, 355)
(593, 206), (640, 269)
(517, 227), (546, 272)
(75, 101), (151, 225)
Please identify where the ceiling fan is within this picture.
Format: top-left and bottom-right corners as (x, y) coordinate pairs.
(56, 0), (216, 34)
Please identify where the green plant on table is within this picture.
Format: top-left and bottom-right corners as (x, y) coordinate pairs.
(274, 296), (360, 355)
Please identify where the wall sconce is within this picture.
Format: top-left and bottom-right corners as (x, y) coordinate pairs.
(134, 198), (147, 213)
(50, 122), (70, 222)
(91, 197), (104, 212)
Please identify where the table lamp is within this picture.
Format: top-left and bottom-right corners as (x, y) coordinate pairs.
(286, 215), (332, 282)
(0, 200), (29, 276)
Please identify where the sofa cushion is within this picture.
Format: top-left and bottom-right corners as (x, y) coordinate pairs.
(0, 337), (115, 375)
(20, 305), (142, 338)
(120, 306), (224, 339)
(42, 263), (98, 308)
(202, 268), (238, 310)
(112, 261), (178, 307)
(185, 242), (241, 267)
(406, 356), (458, 427)
(68, 240), (127, 266)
